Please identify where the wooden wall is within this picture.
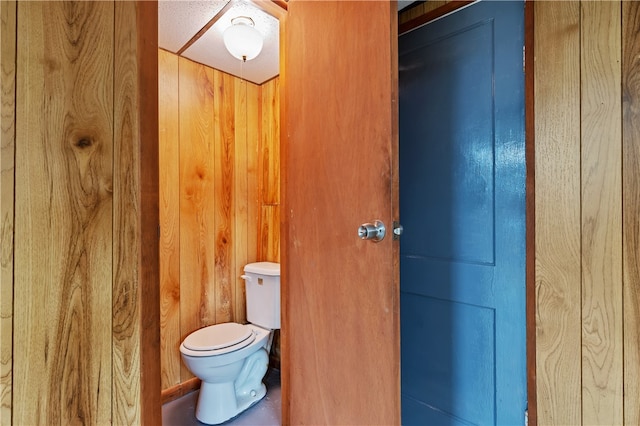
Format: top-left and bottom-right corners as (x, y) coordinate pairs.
(534, 1), (639, 424)
(0, 1), (16, 424)
(158, 50), (280, 394)
(4, 1), (160, 424)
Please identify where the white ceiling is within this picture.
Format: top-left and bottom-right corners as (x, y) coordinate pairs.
(158, 0), (280, 85)
(158, 1), (416, 85)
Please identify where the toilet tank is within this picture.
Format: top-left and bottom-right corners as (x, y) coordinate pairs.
(243, 262), (280, 330)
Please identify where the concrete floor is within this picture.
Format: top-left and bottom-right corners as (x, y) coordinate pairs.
(162, 369), (281, 426)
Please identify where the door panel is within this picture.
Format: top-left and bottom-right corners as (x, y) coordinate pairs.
(401, 20), (495, 266)
(283, 1), (399, 424)
(399, 2), (526, 424)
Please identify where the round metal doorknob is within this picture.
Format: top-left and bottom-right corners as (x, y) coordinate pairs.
(358, 220), (386, 242)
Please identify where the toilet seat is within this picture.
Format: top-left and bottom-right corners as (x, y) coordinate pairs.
(183, 323), (255, 355)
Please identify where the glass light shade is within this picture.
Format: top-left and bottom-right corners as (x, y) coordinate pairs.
(223, 20), (264, 61)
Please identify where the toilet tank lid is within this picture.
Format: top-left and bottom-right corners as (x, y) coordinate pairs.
(244, 261), (280, 276)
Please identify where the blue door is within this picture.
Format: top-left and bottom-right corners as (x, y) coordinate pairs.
(399, 2), (526, 425)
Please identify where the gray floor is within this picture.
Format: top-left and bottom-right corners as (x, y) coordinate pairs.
(162, 369), (281, 426)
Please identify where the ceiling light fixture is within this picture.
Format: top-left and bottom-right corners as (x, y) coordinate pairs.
(223, 16), (263, 62)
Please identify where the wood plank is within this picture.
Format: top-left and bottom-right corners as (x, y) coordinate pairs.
(622, 1), (640, 424)
(233, 78), (261, 324)
(0, 1), (16, 423)
(246, 79), (260, 311)
(261, 77), (280, 206)
(580, 3), (623, 424)
(159, 49), (182, 389)
(258, 77), (280, 263)
(234, 77), (249, 324)
(113, 2), (161, 424)
(136, 3), (162, 422)
(176, 0), (234, 56)
(533, 2), (582, 424)
(179, 57), (216, 381)
(247, 81), (260, 264)
(278, 12), (289, 422)
(213, 69), (235, 323)
(260, 205), (280, 262)
(14, 2), (113, 423)
(114, 2), (141, 422)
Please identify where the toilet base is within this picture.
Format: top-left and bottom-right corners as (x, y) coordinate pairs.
(195, 348), (269, 425)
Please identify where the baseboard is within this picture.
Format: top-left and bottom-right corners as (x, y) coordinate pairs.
(161, 377), (201, 404)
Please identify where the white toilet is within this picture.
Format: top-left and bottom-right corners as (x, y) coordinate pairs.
(180, 262), (281, 425)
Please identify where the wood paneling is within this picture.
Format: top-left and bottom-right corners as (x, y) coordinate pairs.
(0, 1), (15, 423)
(213, 70), (236, 324)
(113, 2), (161, 424)
(259, 77), (280, 262)
(10, 3), (159, 423)
(159, 51), (279, 395)
(261, 78), (280, 206)
(159, 49), (182, 390)
(136, 2), (163, 421)
(623, 2), (640, 424)
(179, 56), (216, 381)
(532, 1), (638, 424)
(14, 3), (114, 423)
(534, 3), (582, 422)
(260, 205), (280, 262)
(233, 79), (261, 326)
(580, 3), (623, 423)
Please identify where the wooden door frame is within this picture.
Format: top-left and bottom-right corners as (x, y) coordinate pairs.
(145, 0), (535, 422)
(524, 1), (536, 424)
(399, 1), (537, 424)
(141, 0), (535, 423)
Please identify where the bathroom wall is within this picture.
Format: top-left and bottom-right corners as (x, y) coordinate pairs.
(533, 2), (640, 424)
(0, 2), (16, 423)
(158, 49), (280, 394)
(4, 2), (161, 423)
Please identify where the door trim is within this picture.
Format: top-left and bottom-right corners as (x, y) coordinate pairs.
(399, 0), (476, 35)
(524, 1), (537, 425)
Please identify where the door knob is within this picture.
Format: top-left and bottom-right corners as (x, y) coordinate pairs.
(358, 220), (386, 242)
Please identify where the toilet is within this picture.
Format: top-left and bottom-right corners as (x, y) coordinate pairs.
(180, 262), (281, 425)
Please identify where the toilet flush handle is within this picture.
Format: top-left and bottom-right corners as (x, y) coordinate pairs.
(241, 274), (251, 283)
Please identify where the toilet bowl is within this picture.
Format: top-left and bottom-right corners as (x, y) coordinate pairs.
(180, 323), (271, 424)
(180, 262), (280, 425)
